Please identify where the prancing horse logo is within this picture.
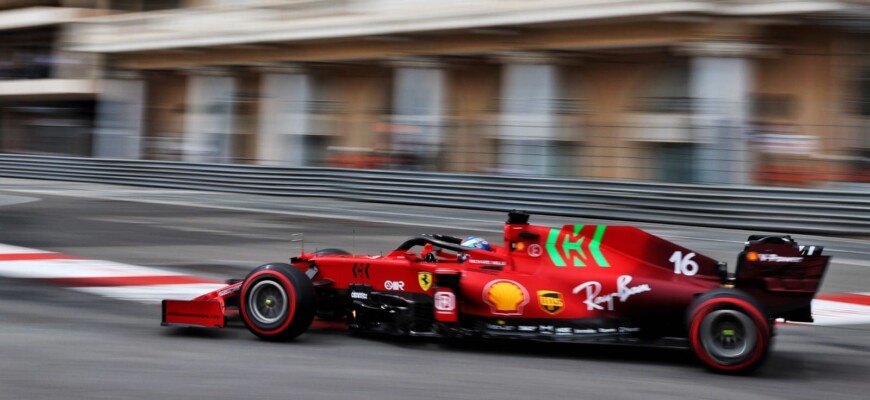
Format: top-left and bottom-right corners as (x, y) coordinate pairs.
(418, 272), (433, 291)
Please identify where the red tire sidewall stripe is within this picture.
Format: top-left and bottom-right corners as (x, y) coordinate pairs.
(689, 297), (769, 371)
(240, 270), (298, 336)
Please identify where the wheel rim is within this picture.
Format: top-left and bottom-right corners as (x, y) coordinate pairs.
(699, 309), (758, 365)
(248, 280), (289, 325)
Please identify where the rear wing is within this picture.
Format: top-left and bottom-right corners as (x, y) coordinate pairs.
(735, 235), (830, 322)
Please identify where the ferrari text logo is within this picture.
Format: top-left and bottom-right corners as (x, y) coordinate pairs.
(483, 279), (529, 315)
(537, 290), (564, 315)
(418, 272), (433, 291)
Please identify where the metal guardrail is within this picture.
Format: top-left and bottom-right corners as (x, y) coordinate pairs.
(1, 154), (868, 235)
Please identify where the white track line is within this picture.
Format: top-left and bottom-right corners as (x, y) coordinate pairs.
(75, 284), (228, 304)
(0, 243), (224, 304)
(809, 299), (870, 326)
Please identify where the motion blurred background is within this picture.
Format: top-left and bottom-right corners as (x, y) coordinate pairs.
(0, 0), (868, 186)
(1, 4), (869, 396)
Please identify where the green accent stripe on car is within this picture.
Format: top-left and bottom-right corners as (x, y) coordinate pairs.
(590, 226), (609, 267)
(546, 228), (566, 267)
(565, 225), (586, 267)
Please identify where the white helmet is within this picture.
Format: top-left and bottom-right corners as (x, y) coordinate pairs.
(461, 236), (491, 251)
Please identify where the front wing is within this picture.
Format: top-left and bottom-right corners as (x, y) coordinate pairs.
(161, 281), (241, 328)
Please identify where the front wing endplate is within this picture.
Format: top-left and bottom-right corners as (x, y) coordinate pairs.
(161, 299), (225, 328)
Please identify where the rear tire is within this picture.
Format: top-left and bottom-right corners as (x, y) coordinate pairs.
(240, 263), (315, 341)
(687, 289), (771, 374)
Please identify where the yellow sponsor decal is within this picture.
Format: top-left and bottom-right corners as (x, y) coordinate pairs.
(483, 279), (529, 315)
(537, 290), (564, 315)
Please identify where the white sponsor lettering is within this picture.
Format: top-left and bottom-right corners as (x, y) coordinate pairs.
(384, 280), (405, 291)
(218, 285), (240, 297)
(486, 324), (516, 331)
(555, 327), (572, 335)
(468, 259), (507, 266)
(350, 291), (368, 300)
(759, 254), (803, 263)
(573, 328), (597, 334)
(572, 275), (652, 311)
(518, 325), (537, 332)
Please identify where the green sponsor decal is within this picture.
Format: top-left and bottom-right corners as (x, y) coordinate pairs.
(545, 225), (609, 267)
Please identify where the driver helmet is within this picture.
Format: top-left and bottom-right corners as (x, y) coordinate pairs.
(461, 236), (492, 251)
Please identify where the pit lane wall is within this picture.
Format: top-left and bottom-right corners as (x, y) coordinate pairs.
(0, 153), (867, 236)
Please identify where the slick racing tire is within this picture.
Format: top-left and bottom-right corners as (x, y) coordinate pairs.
(240, 263), (315, 341)
(687, 289), (771, 374)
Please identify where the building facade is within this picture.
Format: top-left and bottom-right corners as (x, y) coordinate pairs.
(0, 1), (114, 157)
(13, 0), (870, 185)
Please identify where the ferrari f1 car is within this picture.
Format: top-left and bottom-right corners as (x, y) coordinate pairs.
(162, 211), (830, 373)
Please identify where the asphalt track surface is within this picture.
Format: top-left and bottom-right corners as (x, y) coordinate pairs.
(1, 178), (869, 400)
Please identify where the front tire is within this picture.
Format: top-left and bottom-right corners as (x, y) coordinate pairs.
(240, 263), (315, 341)
(687, 289), (771, 374)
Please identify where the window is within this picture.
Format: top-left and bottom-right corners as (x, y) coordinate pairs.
(656, 143), (695, 183)
(111, 0), (181, 11)
(859, 68), (870, 117)
(635, 61), (691, 114)
(301, 135), (329, 166)
(0, 28), (55, 80)
(752, 94), (796, 120)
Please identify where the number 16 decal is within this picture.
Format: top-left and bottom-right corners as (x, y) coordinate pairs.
(670, 251), (699, 276)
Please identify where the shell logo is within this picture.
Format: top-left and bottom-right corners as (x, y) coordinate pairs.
(483, 279), (529, 315)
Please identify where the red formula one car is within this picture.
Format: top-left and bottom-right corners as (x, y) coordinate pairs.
(162, 211), (829, 373)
